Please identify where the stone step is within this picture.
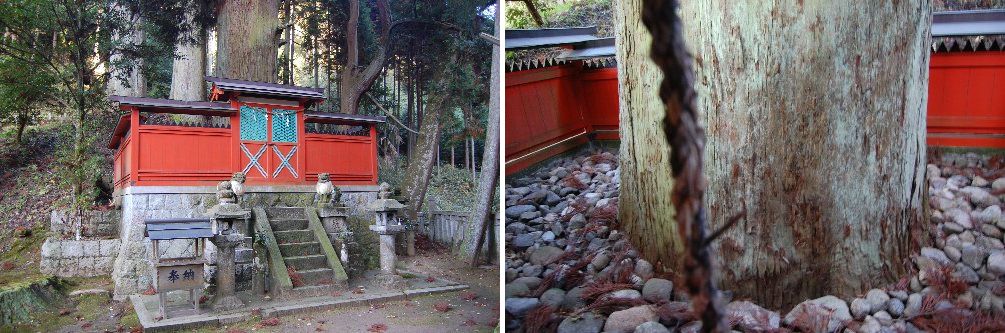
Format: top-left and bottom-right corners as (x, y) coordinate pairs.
(284, 254), (329, 271)
(266, 207), (306, 220)
(291, 267), (335, 287)
(273, 229), (316, 244)
(270, 218), (309, 232)
(279, 241), (322, 257)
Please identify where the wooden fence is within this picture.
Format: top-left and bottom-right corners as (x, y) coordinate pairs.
(416, 210), (498, 255)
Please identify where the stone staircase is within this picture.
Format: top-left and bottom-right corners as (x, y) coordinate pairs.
(259, 207), (345, 298)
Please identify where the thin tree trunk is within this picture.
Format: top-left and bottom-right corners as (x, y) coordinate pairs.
(283, 0), (294, 84)
(467, 2), (500, 265)
(216, 0), (279, 82)
(616, 0), (932, 309)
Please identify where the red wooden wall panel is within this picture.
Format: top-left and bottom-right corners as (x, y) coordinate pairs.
(505, 63), (620, 174)
(928, 51), (1005, 148)
(303, 134), (377, 185)
(136, 126), (234, 185)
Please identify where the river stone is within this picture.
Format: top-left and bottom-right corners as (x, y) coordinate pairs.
(512, 233), (537, 248)
(945, 246), (962, 262)
(866, 289), (890, 313)
(974, 176), (990, 187)
(920, 247), (952, 266)
(529, 246), (565, 265)
(888, 298), (905, 318)
(604, 289), (642, 302)
(850, 298), (870, 319)
(634, 321), (670, 333)
(784, 295), (851, 333)
(563, 286), (587, 310)
(726, 300), (780, 331)
(592, 252), (611, 270)
(634, 259), (654, 280)
(505, 297), (539, 317)
(860, 315), (882, 333)
(962, 244), (987, 269)
(642, 278), (674, 303)
(506, 205), (537, 218)
(604, 305), (658, 333)
(557, 312), (605, 333)
(988, 251), (1005, 275)
(512, 276), (543, 290)
(873, 310), (893, 325)
(505, 282), (530, 298)
(944, 222), (965, 234)
(540, 288), (566, 308)
(994, 178), (1005, 192)
(905, 293), (922, 316)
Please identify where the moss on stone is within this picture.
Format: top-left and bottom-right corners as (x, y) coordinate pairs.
(0, 276), (69, 327)
(345, 216), (380, 275)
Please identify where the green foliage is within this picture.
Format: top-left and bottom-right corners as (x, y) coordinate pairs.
(506, 0), (613, 34)
(379, 159), (477, 212)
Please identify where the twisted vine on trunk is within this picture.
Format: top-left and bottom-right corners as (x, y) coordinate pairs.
(640, 0), (724, 332)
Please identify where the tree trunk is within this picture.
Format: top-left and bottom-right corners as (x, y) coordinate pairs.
(617, 0), (931, 309)
(282, 0), (294, 85)
(216, 0), (279, 82)
(466, 3), (500, 265)
(401, 93), (447, 256)
(169, 6), (206, 101)
(107, 2), (145, 97)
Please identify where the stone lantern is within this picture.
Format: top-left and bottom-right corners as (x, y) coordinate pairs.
(208, 176), (252, 311)
(367, 183), (407, 289)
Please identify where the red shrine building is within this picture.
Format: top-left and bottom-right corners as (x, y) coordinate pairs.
(108, 76), (385, 190)
(106, 77), (385, 298)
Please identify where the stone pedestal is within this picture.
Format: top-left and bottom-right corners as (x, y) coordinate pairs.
(210, 233), (244, 311)
(369, 224), (406, 289)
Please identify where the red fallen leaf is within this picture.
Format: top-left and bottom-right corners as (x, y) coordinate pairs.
(58, 308), (74, 316)
(433, 302), (452, 312)
(461, 292), (478, 301)
(81, 322), (92, 329)
(199, 295), (209, 304)
(367, 323), (388, 332)
(130, 325), (143, 333)
(1, 262), (14, 270)
(141, 285), (156, 295)
(259, 317), (280, 327)
(353, 286), (365, 294)
(425, 276), (436, 283)
(251, 308), (262, 316)
(315, 327), (324, 332)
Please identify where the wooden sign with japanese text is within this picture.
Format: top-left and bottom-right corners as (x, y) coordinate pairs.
(156, 264), (203, 292)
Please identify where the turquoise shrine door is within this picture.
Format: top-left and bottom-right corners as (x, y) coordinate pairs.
(239, 105), (300, 182)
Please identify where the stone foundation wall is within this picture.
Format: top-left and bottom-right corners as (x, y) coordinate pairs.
(40, 238), (120, 277)
(110, 185), (378, 299)
(50, 210), (120, 239)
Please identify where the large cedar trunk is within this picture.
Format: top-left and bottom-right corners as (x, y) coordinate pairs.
(107, 2), (146, 97)
(216, 0), (279, 82)
(170, 7), (206, 101)
(617, 0), (931, 309)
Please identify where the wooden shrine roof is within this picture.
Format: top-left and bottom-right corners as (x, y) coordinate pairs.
(206, 76), (326, 102)
(304, 111), (386, 124)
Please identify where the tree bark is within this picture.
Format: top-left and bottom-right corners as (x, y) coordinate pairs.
(466, 3), (500, 265)
(107, 2), (145, 97)
(618, 0), (931, 309)
(216, 0), (279, 82)
(169, 6), (206, 101)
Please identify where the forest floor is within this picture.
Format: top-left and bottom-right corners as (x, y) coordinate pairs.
(504, 148), (1005, 333)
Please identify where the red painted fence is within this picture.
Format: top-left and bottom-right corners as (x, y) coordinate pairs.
(505, 63), (619, 174)
(111, 105), (379, 189)
(927, 51), (1005, 148)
